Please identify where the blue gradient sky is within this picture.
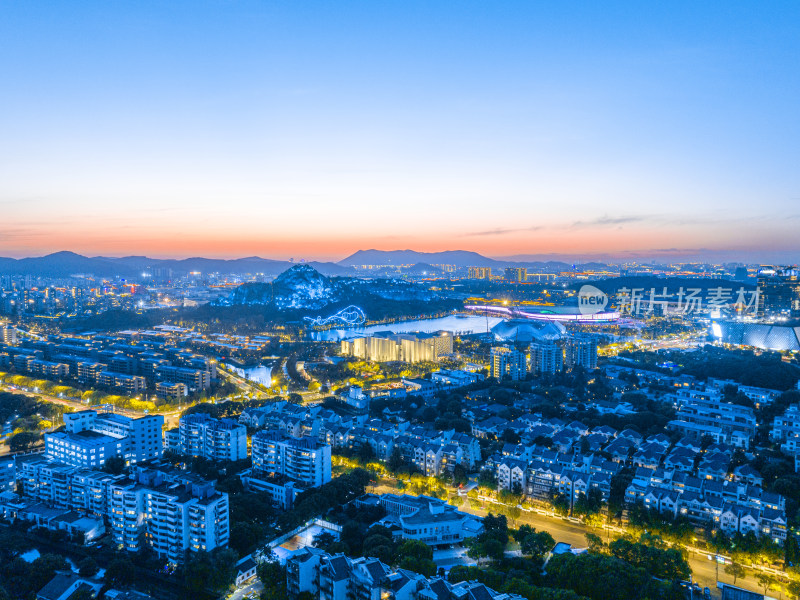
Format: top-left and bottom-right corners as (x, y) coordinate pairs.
(1, 1), (798, 261)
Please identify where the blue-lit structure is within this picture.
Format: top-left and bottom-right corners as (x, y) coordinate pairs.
(304, 305), (367, 327)
(465, 304), (620, 323)
(711, 320), (800, 352)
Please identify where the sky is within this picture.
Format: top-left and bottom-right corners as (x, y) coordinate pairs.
(1, 1), (799, 262)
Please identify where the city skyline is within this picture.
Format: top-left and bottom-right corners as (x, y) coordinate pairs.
(2, 2), (799, 261)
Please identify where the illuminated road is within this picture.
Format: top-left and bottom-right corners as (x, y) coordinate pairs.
(370, 482), (776, 597)
(226, 580), (263, 600)
(0, 384), (187, 429)
(218, 366), (267, 398)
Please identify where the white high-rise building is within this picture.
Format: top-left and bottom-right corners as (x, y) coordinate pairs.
(490, 346), (527, 381)
(178, 413), (247, 462)
(0, 325), (16, 345)
(44, 431), (124, 469)
(19, 457), (231, 563)
(528, 341), (564, 375)
(64, 410), (164, 464)
(251, 431), (332, 488)
(564, 335), (598, 370)
(340, 331), (453, 363)
(136, 473), (230, 561)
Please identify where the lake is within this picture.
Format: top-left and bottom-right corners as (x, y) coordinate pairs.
(310, 314), (503, 341)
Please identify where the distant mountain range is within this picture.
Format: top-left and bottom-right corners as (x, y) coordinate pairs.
(0, 249), (589, 278)
(0, 250), (788, 278)
(338, 249), (592, 270)
(339, 249), (501, 267)
(0, 249), (691, 279)
(0, 251), (353, 278)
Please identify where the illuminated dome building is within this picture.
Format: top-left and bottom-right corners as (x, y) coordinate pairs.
(490, 319), (566, 343)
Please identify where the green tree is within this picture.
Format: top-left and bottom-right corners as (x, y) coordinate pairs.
(585, 532), (605, 554)
(552, 493), (570, 516)
(725, 562), (746, 585)
(478, 470), (497, 489)
(387, 446), (404, 472)
(756, 573), (776, 595)
(102, 455), (127, 475)
(68, 588), (95, 600)
(514, 525), (555, 558)
(105, 557), (136, 588)
(453, 464), (469, 486)
(396, 540), (436, 576)
(257, 556), (286, 600)
(574, 488), (603, 518)
(30, 554), (70, 589)
(357, 442), (376, 463)
(77, 556), (100, 577)
(8, 430), (42, 452)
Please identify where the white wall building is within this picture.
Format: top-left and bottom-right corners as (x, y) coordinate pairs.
(45, 431), (124, 469)
(64, 410), (164, 464)
(491, 346), (527, 380)
(251, 430), (332, 488)
(178, 413), (247, 462)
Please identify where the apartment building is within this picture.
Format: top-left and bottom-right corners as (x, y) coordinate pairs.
(491, 346), (527, 380)
(77, 361), (107, 384)
(178, 413), (247, 462)
(45, 431), (124, 468)
(155, 365), (211, 391)
(97, 371), (147, 395)
(668, 389), (757, 448)
(0, 457), (14, 492)
(564, 335), (598, 370)
(286, 547), (523, 600)
(17, 456), (78, 507)
(133, 470), (230, 561)
(340, 331), (453, 363)
(64, 410), (164, 464)
(771, 404), (800, 455)
(0, 324), (16, 344)
(18, 456), (230, 563)
(156, 381), (188, 401)
(528, 341), (563, 375)
(29, 359), (70, 378)
(251, 430), (332, 487)
(467, 267), (492, 279)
